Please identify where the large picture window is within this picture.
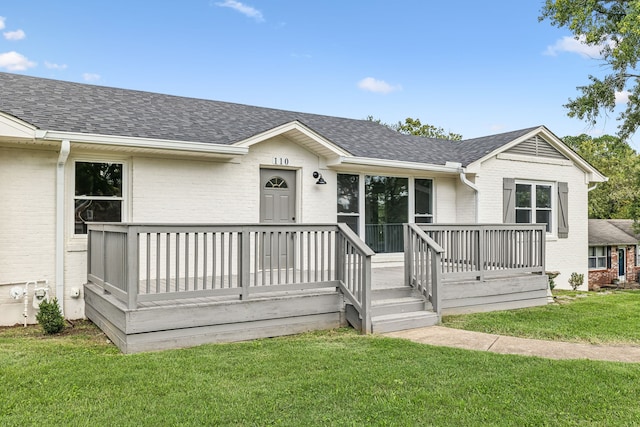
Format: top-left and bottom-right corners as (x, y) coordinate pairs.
(337, 174), (433, 253)
(364, 176), (408, 253)
(515, 181), (552, 232)
(74, 161), (123, 234)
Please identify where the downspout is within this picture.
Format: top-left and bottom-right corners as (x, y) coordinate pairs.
(588, 183), (598, 192)
(56, 140), (71, 316)
(459, 169), (479, 223)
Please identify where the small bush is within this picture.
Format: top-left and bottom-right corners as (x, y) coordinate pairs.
(36, 298), (65, 334)
(568, 272), (584, 291)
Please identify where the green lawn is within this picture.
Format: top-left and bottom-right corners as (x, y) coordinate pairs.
(2, 316), (640, 426)
(442, 290), (640, 345)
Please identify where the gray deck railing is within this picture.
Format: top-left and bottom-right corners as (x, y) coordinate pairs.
(418, 224), (546, 281)
(404, 224), (445, 314)
(336, 223), (375, 333)
(87, 223), (374, 331)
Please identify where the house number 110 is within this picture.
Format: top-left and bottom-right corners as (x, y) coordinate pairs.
(273, 157), (289, 165)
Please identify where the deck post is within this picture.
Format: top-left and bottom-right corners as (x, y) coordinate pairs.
(361, 253), (372, 333)
(403, 224), (412, 287)
(477, 225), (486, 281)
(240, 228), (251, 300)
(126, 226), (139, 310)
(431, 249), (442, 314)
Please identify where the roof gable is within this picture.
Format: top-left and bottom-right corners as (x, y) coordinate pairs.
(0, 112), (36, 140)
(504, 134), (568, 160)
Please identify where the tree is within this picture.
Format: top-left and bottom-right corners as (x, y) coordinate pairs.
(563, 133), (640, 218)
(365, 116), (462, 140)
(540, 1), (640, 139)
(394, 117), (463, 140)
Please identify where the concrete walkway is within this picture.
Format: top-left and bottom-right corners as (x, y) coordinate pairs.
(384, 326), (640, 363)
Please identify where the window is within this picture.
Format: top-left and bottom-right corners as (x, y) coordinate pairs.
(515, 181), (553, 232)
(337, 174), (434, 253)
(337, 174), (359, 233)
(364, 176), (408, 253)
(415, 179), (433, 224)
(588, 246), (607, 270)
(74, 161), (123, 234)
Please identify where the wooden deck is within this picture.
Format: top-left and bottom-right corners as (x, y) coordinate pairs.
(84, 223), (549, 353)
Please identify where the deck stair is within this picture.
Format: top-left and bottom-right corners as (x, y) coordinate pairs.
(346, 285), (439, 333)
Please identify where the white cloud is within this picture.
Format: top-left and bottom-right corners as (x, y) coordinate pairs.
(544, 35), (615, 59)
(615, 90), (631, 104)
(0, 51), (36, 71)
(4, 29), (25, 40)
(215, 0), (264, 22)
(0, 17), (5, 30)
(357, 77), (402, 94)
(45, 61), (67, 70)
(83, 73), (101, 82)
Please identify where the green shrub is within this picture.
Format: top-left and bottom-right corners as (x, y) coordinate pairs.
(36, 298), (65, 334)
(568, 272), (584, 291)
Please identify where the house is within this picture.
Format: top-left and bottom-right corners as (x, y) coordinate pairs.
(0, 72), (606, 350)
(588, 219), (640, 288)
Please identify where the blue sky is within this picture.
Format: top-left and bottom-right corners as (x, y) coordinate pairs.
(1, 1), (635, 147)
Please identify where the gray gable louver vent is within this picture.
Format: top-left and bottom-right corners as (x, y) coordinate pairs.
(506, 135), (567, 160)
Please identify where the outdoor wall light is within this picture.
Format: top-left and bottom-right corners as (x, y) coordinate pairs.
(312, 171), (326, 185)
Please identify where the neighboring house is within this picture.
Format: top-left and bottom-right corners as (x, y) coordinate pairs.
(0, 72), (606, 328)
(588, 219), (640, 287)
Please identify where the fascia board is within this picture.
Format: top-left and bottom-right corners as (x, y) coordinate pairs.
(0, 112), (37, 139)
(329, 156), (461, 174)
(36, 130), (248, 156)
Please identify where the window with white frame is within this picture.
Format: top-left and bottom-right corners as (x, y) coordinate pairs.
(414, 178), (433, 223)
(588, 246), (607, 270)
(337, 174), (359, 233)
(74, 161), (124, 234)
(515, 181), (553, 232)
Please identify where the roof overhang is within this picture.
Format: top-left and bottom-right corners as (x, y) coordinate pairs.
(34, 130), (248, 159)
(233, 120), (351, 160)
(466, 126), (608, 184)
(327, 156), (463, 176)
(0, 112), (38, 140)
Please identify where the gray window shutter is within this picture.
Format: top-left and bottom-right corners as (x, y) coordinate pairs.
(557, 181), (569, 238)
(503, 178), (515, 223)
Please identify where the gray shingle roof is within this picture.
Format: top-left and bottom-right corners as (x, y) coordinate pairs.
(0, 72), (538, 167)
(589, 219), (639, 246)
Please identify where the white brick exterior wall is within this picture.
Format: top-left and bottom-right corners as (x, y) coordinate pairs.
(474, 155), (589, 290)
(0, 146), (57, 325)
(0, 133), (594, 325)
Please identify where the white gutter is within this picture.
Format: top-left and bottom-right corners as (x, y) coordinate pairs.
(56, 140), (71, 315)
(331, 156), (463, 173)
(36, 130), (248, 157)
(455, 165), (479, 223)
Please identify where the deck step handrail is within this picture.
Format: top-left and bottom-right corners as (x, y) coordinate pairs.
(404, 223), (445, 314)
(336, 223), (375, 333)
(87, 223), (374, 332)
(418, 223), (546, 281)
